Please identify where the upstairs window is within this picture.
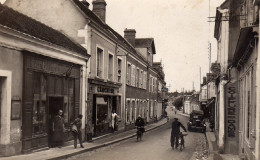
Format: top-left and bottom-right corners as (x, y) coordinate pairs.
(140, 70), (143, 88)
(127, 63), (131, 85)
(117, 58), (122, 83)
(131, 65), (136, 86)
(96, 47), (103, 78)
(143, 72), (147, 89)
(136, 68), (139, 87)
(108, 53), (114, 81)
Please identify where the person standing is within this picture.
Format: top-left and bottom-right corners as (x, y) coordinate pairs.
(111, 110), (119, 132)
(171, 118), (187, 149)
(52, 109), (65, 148)
(72, 114), (84, 148)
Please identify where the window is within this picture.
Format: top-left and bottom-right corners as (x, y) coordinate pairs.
(117, 58), (122, 83)
(140, 70), (143, 88)
(126, 100), (130, 122)
(143, 72), (147, 89)
(149, 76), (153, 92)
(127, 63), (131, 85)
(96, 47), (104, 78)
(131, 65), (136, 86)
(108, 53), (114, 81)
(136, 68), (139, 87)
(150, 101), (153, 118)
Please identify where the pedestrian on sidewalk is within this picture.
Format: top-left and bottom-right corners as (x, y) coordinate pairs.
(52, 109), (65, 148)
(111, 110), (119, 132)
(170, 118), (186, 150)
(71, 114), (84, 149)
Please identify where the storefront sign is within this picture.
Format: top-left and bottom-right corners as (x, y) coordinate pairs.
(97, 87), (114, 94)
(27, 56), (79, 77)
(225, 82), (238, 139)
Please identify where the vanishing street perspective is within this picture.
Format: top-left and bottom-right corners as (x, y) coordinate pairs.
(0, 0), (260, 160)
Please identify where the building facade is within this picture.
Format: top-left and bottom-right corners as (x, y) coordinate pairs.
(0, 4), (89, 156)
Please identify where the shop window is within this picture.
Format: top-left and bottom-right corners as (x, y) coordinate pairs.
(97, 47), (104, 78)
(108, 54), (114, 81)
(69, 79), (75, 124)
(96, 97), (108, 125)
(32, 73), (47, 135)
(117, 58), (122, 83)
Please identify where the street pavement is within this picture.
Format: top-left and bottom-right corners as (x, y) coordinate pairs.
(65, 107), (209, 160)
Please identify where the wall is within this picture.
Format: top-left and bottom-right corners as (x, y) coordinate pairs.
(5, 0), (87, 44)
(0, 47), (23, 156)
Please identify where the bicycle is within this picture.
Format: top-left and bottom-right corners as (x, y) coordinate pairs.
(178, 132), (188, 151)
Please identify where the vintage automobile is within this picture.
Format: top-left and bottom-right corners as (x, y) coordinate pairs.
(187, 110), (206, 133)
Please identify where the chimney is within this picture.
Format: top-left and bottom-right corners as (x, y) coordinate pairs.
(92, 0), (107, 22)
(124, 29), (136, 47)
(81, 0), (90, 9)
(203, 77), (206, 84)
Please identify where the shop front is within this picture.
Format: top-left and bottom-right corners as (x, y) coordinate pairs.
(88, 79), (121, 137)
(22, 52), (81, 152)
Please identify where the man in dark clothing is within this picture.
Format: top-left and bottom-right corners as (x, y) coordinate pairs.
(135, 115), (145, 132)
(171, 118), (187, 149)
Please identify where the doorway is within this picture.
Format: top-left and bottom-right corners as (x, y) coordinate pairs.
(48, 96), (64, 147)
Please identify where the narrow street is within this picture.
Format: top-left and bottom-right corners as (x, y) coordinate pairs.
(65, 107), (208, 160)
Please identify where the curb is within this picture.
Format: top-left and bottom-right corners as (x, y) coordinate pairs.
(47, 120), (168, 160)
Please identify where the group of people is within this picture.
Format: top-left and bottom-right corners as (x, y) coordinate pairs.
(52, 109), (186, 150)
(52, 109), (120, 149)
(51, 109), (84, 149)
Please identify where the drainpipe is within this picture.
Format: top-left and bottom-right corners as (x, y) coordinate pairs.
(255, 33), (260, 160)
(218, 75), (228, 152)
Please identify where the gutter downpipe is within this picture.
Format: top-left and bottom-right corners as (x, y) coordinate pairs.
(255, 31), (260, 160)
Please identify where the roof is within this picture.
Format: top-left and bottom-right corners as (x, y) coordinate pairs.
(72, 0), (155, 58)
(0, 4), (89, 57)
(135, 38), (156, 54)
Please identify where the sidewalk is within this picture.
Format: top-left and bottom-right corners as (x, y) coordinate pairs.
(0, 118), (167, 160)
(177, 112), (190, 118)
(205, 122), (240, 160)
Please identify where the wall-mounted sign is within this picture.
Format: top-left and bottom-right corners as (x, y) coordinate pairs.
(225, 82), (238, 139)
(97, 87), (114, 94)
(11, 100), (21, 120)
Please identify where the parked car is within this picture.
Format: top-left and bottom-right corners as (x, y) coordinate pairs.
(187, 110), (206, 133)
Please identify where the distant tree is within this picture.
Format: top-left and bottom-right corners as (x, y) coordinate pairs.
(173, 96), (183, 110)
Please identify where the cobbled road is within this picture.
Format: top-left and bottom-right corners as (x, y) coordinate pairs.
(65, 107), (209, 160)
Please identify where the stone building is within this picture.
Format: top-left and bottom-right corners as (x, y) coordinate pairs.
(0, 4), (89, 156)
(214, 0), (260, 159)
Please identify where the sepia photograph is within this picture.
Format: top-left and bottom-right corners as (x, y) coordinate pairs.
(0, 0), (259, 160)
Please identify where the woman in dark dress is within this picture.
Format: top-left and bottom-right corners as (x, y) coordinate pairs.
(52, 109), (65, 148)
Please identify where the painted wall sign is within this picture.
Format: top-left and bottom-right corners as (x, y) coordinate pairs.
(26, 55), (80, 77)
(225, 82), (238, 139)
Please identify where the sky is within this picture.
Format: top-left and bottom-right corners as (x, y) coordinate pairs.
(0, 0), (224, 92)
(103, 0), (224, 92)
